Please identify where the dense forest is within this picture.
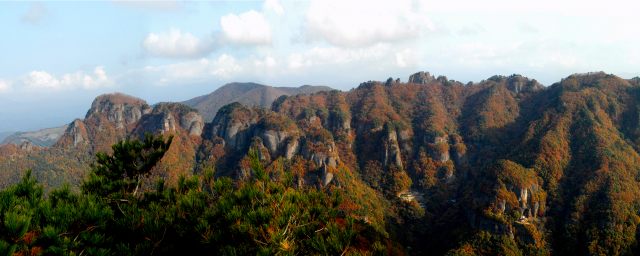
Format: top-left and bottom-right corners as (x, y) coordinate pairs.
(3, 71), (640, 255)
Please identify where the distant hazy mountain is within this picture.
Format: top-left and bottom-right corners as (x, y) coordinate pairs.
(181, 82), (333, 122)
(0, 124), (69, 147)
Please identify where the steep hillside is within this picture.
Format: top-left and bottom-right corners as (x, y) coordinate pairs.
(0, 124), (69, 147)
(3, 72), (640, 255)
(182, 82), (333, 122)
(0, 93), (205, 192)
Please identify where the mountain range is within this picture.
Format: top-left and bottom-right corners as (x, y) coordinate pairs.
(181, 82), (333, 122)
(0, 82), (332, 148)
(2, 71), (640, 255)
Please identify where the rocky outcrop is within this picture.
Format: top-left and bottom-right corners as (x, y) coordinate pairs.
(424, 135), (448, 144)
(86, 93), (149, 129)
(383, 130), (403, 167)
(300, 139), (340, 186)
(491, 183), (543, 219)
(256, 129), (291, 154)
(284, 137), (301, 159)
(67, 119), (87, 147)
(321, 168), (334, 187)
(385, 77), (394, 86)
(158, 113), (176, 134)
(425, 135), (449, 163)
(451, 136), (467, 165)
(398, 129), (412, 153)
(301, 140), (338, 169)
(180, 112), (205, 136)
(249, 137), (271, 163)
(211, 117), (258, 151)
(509, 76), (526, 94)
(507, 76), (543, 95)
(20, 141), (34, 152)
(408, 71), (436, 84)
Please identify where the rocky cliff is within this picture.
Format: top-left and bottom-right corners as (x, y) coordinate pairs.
(86, 92), (150, 130)
(4, 72), (640, 254)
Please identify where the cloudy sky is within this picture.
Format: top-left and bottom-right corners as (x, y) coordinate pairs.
(2, 0), (640, 132)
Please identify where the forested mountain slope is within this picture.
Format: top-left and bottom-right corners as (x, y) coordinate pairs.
(2, 72), (640, 255)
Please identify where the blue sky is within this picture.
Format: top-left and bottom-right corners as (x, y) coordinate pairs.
(2, 0), (640, 132)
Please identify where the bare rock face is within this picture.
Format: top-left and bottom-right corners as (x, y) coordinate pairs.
(507, 75), (544, 95)
(424, 135), (448, 144)
(321, 167), (334, 187)
(249, 137), (271, 163)
(398, 129), (412, 153)
(159, 113), (176, 133)
(20, 141), (34, 152)
(284, 137), (301, 159)
(383, 130), (403, 167)
(212, 117), (258, 151)
(510, 76), (526, 94)
(408, 71), (436, 84)
(68, 119), (87, 147)
(425, 135), (450, 163)
(255, 129), (291, 154)
(301, 139), (339, 169)
(180, 112), (205, 136)
(86, 93), (149, 129)
(488, 182), (545, 220)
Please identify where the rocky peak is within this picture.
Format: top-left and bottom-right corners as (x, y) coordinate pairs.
(408, 71), (436, 84)
(385, 77), (394, 86)
(20, 141), (34, 151)
(180, 112), (205, 135)
(86, 92), (150, 129)
(150, 102), (204, 136)
(436, 75), (448, 84)
(67, 119), (88, 147)
(211, 104), (260, 151)
(382, 130), (403, 167)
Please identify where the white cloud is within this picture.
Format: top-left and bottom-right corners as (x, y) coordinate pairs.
(395, 48), (418, 68)
(221, 10), (272, 45)
(255, 56), (277, 68)
(20, 2), (51, 25)
(142, 28), (214, 59)
(305, 0), (435, 47)
(129, 54), (247, 85)
(286, 43), (390, 69)
(0, 80), (12, 94)
(19, 67), (113, 92)
(264, 0), (284, 14)
(82, 66), (112, 89)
